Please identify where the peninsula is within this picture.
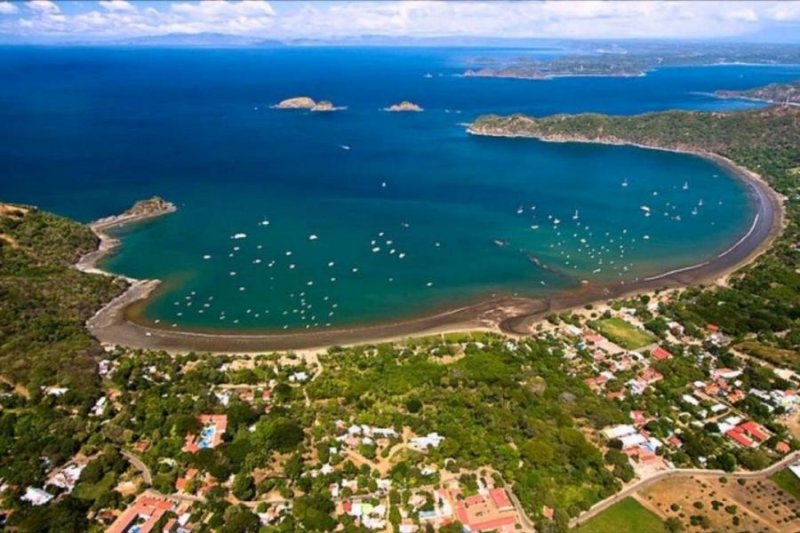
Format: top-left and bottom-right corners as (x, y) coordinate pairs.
(715, 80), (800, 106)
(76, 196), (176, 276)
(384, 100), (424, 112)
(273, 96), (346, 111)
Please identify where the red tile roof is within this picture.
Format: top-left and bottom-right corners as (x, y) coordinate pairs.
(107, 495), (175, 533)
(739, 421), (768, 442)
(651, 346), (672, 361)
(726, 428), (754, 448)
(489, 488), (512, 510)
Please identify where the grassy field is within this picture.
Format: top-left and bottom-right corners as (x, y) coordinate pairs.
(737, 341), (800, 370)
(590, 318), (655, 350)
(576, 497), (666, 533)
(770, 469), (800, 499)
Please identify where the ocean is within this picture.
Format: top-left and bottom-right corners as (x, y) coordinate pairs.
(1, 46), (798, 331)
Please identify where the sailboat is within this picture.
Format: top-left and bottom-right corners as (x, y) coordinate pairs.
(682, 181), (689, 190)
(621, 178), (628, 187)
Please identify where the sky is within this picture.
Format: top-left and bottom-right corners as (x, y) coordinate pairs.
(0, 0), (799, 43)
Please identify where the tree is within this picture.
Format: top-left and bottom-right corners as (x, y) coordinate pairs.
(221, 505), (260, 533)
(293, 494), (336, 531)
(232, 472), (255, 501)
(664, 517), (683, 532)
(406, 397), (423, 413)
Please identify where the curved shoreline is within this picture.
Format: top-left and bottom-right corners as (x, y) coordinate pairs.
(83, 138), (785, 353)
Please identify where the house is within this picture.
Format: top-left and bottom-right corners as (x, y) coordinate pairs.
(46, 463), (84, 493)
(667, 321), (685, 336)
(601, 424), (637, 440)
(651, 346), (672, 361)
(453, 489), (519, 532)
(183, 415), (228, 453)
(542, 505), (554, 521)
(681, 394), (700, 407)
(107, 494), (177, 533)
(738, 421), (769, 442)
(630, 410), (647, 427)
(776, 441), (792, 454)
(489, 488), (513, 512)
(175, 468), (199, 492)
(409, 433), (445, 451)
(713, 368), (742, 380)
(726, 427), (755, 448)
(21, 487), (53, 506)
(641, 367), (663, 384)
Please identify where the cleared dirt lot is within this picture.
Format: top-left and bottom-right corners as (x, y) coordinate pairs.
(638, 474), (800, 532)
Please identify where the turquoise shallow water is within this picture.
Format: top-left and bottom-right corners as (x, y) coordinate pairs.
(1, 47), (798, 331)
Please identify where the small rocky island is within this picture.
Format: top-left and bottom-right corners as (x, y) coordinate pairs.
(384, 101), (424, 112)
(274, 97), (346, 112)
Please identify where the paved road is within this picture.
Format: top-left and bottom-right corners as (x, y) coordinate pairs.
(570, 451), (800, 527)
(122, 451), (153, 486)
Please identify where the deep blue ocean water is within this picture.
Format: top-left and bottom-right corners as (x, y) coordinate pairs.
(1, 47), (799, 331)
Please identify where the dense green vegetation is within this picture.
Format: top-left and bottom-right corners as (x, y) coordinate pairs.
(0, 204), (124, 395)
(308, 335), (630, 527)
(575, 498), (666, 533)
(472, 106), (800, 366)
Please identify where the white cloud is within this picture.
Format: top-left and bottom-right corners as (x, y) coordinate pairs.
(2, 0), (799, 42)
(171, 0), (275, 17)
(27, 0), (60, 14)
(99, 0), (135, 12)
(0, 2), (18, 15)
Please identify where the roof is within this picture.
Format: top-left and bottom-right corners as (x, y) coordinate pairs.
(107, 495), (176, 533)
(489, 488), (512, 510)
(726, 428), (754, 448)
(651, 346), (672, 360)
(739, 421), (768, 442)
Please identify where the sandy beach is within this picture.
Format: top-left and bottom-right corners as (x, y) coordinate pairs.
(81, 138), (785, 354)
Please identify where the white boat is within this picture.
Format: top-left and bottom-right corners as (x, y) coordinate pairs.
(572, 209), (579, 220)
(621, 178), (628, 187)
(640, 205), (651, 212)
(340, 145), (351, 150)
(231, 233), (247, 239)
(682, 181), (689, 190)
